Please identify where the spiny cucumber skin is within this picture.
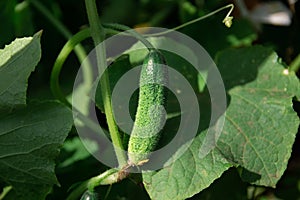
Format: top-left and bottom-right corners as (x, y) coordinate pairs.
(128, 50), (168, 165)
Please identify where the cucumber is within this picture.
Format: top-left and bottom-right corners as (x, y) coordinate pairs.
(80, 190), (97, 200)
(127, 50), (168, 165)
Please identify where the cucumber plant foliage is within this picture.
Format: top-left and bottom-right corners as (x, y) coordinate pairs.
(0, 3), (299, 200)
(139, 44), (299, 200)
(92, 40), (300, 200)
(0, 34), (73, 199)
(95, 36), (299, 199)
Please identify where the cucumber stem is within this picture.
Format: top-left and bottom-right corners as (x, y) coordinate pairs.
(290, 53), (300, 73)
(66, 169), (126, 200)
(85, 0), (127, 168)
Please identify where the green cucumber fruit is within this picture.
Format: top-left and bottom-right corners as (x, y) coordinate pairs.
(127, 49), (168, 165)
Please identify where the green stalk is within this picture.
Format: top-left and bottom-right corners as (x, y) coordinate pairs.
(290, 53), (300, 72)
(66, 169), (120, 200)
(84, 0), (127, 167)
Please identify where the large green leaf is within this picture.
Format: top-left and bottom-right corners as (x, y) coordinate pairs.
(0, 101), (73, 200)
(0, 32), (41, 112)
(142, 46), (299, 199)
(216, 46), (299, 187)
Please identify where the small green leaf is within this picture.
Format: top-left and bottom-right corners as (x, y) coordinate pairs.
(0, 101), (73, 200)
(0, 32), (41, 112)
